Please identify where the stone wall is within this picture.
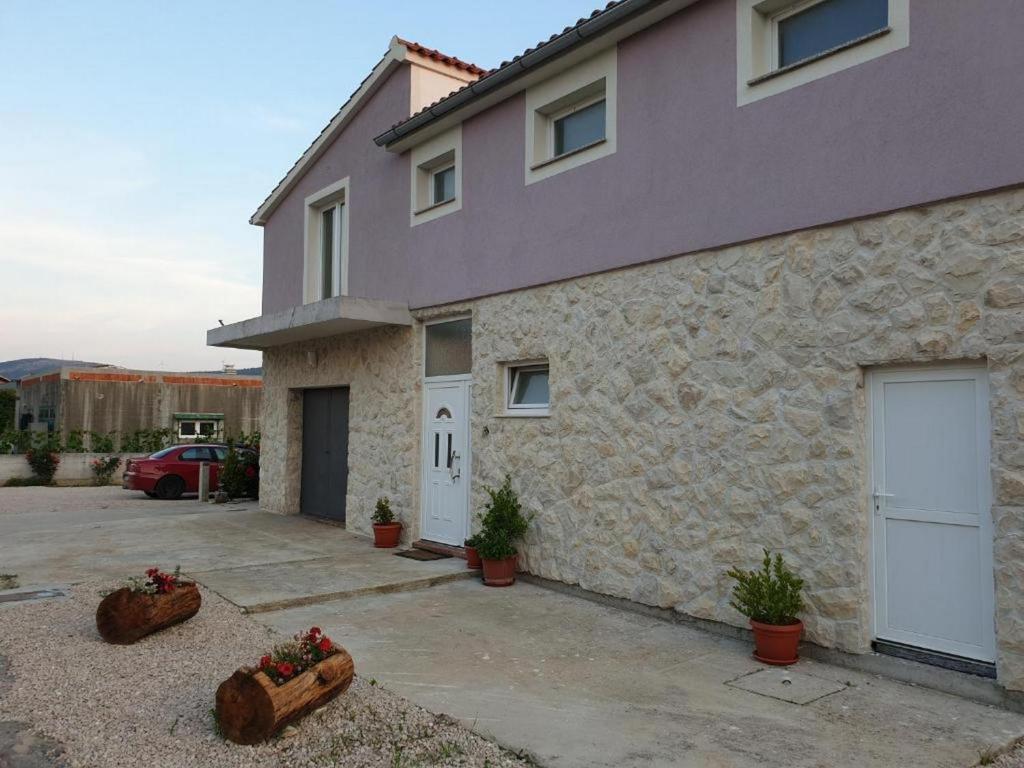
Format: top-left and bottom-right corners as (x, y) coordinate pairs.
(260, 326), (419, 540)
(461, 187), (1024, 689)
(260, 187), (1024, 689)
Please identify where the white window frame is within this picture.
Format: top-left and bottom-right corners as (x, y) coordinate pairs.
(525, 46), (617, 186)
(502, 361), (550, 417)
(302, 177), (350, 303)
(431, 163), (456, 206)
(410, 125), (462, 227)
(176, 419), (222, 440)
(736, 0), (908, 106)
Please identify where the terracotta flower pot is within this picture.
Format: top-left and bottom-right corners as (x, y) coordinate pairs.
(372, 523), (402, 548)
(481, 554), (517, 587)
(465, 546), (482, 569)
(750, 618), (803, 665)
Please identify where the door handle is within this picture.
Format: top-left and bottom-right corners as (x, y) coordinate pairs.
(872, 488), (894, 514)
(449, 451), (461, 481)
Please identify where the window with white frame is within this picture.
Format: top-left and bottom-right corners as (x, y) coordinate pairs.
(525, 47), (617, 185)
(176, 419), (221, 440)
(504, 362), (550, 416)
(736, 0), (908, 105)
(303, 178), (350, 302)
(410, 125), (462, 226)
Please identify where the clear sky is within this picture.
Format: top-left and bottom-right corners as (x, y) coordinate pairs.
(0, 0), (600, 371)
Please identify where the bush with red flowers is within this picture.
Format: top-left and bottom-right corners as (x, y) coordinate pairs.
(120, 565), (184, 595)
(255, 627), (339, 686)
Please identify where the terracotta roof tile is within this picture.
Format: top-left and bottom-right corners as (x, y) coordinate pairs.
(395, 38), (488, 76)
(382, 1), (628, 139)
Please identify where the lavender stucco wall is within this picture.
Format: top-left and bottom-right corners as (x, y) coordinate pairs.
(261, 67), (412, 314)
(262, 0), (1024, 314)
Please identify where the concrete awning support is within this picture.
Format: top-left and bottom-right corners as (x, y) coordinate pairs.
(207, 296), (414, 351)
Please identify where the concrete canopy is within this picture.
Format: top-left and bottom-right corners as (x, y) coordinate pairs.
(207, 295), (413, 350)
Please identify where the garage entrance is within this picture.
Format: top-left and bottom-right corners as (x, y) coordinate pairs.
(300, 387), (350, 522)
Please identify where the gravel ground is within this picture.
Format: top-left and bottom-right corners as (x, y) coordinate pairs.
(988, 739), (1024, 767)
(0, 583), (532, 768)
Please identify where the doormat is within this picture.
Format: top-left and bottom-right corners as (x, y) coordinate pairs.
(395, 549), (451, 561)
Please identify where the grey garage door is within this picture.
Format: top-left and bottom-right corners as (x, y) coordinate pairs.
(300, 387), (349, 522)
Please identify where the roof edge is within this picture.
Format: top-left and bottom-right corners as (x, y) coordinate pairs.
(374, 0), (682, 150)
(249, 39), (407, 226)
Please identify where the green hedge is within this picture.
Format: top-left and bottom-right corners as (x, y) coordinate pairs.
(0, 429), (260, 455)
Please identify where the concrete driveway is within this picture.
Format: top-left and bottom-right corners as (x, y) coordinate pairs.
(0, 486), (467, 609)
(3, 486), (1023, 767)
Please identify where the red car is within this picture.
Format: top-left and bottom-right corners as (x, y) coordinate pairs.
(123, 444), (250, 500)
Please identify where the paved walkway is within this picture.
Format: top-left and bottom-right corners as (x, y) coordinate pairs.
(3, 486), (1023, 767)
(257, 579), (1024, 768)
(0, 486), (466, 610)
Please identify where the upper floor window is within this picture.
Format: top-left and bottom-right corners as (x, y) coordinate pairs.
(303, 178), (350, 302)
(525, 47), (617, 185)
(553, 97), (606, 158)
(736, 0), (908, 106)
(411, 126), (462, 226)
(775, 0), (888, 69)
(432, 164), (455, 206)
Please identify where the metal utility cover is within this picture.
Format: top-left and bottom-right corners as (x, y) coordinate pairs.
(726, 667), (846, 705)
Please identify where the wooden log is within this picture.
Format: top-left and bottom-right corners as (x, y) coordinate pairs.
(95, 584), (201, 645)
(215, 649), (355, 744)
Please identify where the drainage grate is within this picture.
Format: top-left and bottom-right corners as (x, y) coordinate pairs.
(726, 668), (847, 705)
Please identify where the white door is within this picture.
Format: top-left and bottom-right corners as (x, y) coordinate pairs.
(870, 366), (995, 662)
(421, 379), (470, 545)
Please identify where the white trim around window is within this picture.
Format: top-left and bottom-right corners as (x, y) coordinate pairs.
(524, 46), (617, 186)
(501, 360), (550, 417)
(302, 177), (350, 303)
(736, 0), (908, 106)
(410, 125), (462, 227)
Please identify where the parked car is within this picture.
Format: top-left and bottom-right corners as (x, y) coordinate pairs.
(122, 444), (255, 500)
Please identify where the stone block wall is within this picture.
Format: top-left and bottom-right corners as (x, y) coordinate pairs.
(259, 326), (419, 540)
(258, 186), (1024, 689)
(463, 187), (1024, 689)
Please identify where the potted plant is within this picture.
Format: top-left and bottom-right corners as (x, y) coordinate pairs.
(476, 476), (533, 587)
(215, 627), (354, 744)
(464, 533), (483, 569)
(371, 496), (402, 548)
(727, 549), (805, 665)
(95, 566), (201, 645)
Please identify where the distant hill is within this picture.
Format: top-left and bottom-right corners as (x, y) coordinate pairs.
(0, 358), (108, 381)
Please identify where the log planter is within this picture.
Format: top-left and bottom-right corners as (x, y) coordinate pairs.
(95, 583), (201, 645)
(215, 648), (355, 744)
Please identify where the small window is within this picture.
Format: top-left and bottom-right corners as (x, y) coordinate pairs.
(199, 421), (216, 436)
(435, 407), (452, 420)
(505, 362), (550, 415)
(425, 318), (472, 378)
(775, 0), (888, 69)
(303, 178), (349, 302)
(553, 99), (606, 158)
(317, 201), (344, 300)
(179, 421), (197, 437)
(525, 47), (617, 184)
(432, 165), (455, 206)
